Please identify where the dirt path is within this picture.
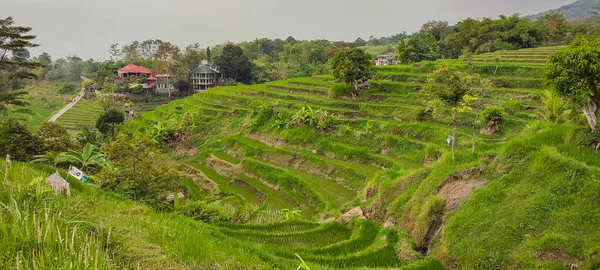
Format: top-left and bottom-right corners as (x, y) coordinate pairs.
(48, 76), (88, 123)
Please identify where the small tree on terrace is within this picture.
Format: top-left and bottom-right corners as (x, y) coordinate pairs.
(422, 62), (491, 161)
(331, 48), (375, 91)
(546, 35), (600, 131)
(96, 108), (125, 137)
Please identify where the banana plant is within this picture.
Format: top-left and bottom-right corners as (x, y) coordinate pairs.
(59, 142), (112, 174)
(31, 151), (64, 168)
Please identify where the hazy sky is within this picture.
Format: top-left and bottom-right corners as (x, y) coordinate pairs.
(1, 0), (575, 60)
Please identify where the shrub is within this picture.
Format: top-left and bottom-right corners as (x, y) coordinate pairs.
(0, 119), (42, 161)
(129, 84), (144, 94)
(58, 84), (77, 94)
(178, 200), (240, 223)
(96, 108), (125, 136)
(481, 106), (504, 124)
(417, 108), (433, 122)
(503, 101), (521, 115)
(36, 121), (78, 153)
(480, 106), (505, 134)
(423, 143), (442, 164)
(97, 133), (181, 207)
(329, 84), (353, 97)
(289, 106), (336, 131)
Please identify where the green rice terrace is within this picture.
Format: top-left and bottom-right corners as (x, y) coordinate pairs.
(3, 45), (600, 269)
(120, 45), (599, 269)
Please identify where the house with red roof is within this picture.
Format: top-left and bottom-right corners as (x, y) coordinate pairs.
(118, 64), (152, 79)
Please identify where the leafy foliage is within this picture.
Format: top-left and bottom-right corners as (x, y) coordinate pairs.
(289, 106), (336, 131)
(536, 90), (572, 124)
(97, 133), (180, 207)
(546, 35), (600, 130)
(480, 106), (505, 133)
(59, 142), (111, 174)
(331, 48), (375, 86)
(95, 108), (125, 136)
(36, 121), (77, 153)
(0, 118), (41, 161)
(423, 62), (491, 160)
(215, 44), (252, 84)
(397, 33), (441, 64)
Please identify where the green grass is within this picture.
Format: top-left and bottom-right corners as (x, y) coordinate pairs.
(7, 95), (65, 131)
(0, 160), (272, 269)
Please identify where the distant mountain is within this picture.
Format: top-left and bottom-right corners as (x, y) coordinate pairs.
(528, 0), (598, 20)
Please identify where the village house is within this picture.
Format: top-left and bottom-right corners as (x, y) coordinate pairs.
(190, 60), (221, 91)
(118, 64), (152, 79)
(155, 74), (176, 93)
(375, 55), (396, 66)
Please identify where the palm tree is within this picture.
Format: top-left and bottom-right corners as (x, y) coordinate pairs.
(59, 142), (112, 174)
(537, 90), (571, 124)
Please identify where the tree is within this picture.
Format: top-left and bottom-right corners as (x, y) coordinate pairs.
(96, 108), (125, 136)
(97, 133), (180, 205)
(206, 46), (211, 62)
(420, 20), (452, 41)
(535, 13), (568, 45)
(536, 90), (571, 124)
(174, 80), (192, 96)
(38, 52), (52, 67)
(331, 48), (375, 87)
(546, 35), (600, 130)
(422, 62), (491, 161)
(355, 37), (367, 46)
(36, 121), (77, 153)
(397, 33), (441, 64)
(108, 43), (121, 61)
(59, 142), (111, 174)
(0, 17), (41, 119)
(215, 44), (252, 84)
(0, 118), (42, 161)
(285, 36), (297, 45)
(153, 42), (180, 97)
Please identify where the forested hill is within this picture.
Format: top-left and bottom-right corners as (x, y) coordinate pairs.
(528, 0), (598, 20)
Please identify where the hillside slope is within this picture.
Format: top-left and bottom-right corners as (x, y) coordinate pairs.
(528, 0), (598, 20)
(118, 46), (600, 269)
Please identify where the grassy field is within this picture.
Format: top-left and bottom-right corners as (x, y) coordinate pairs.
(6, 46), (600, 269)
(5, 81), (80, 131)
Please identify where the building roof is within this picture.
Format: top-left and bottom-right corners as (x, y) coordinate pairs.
(118, 64), (152, 74)
(377, 55), (395, 60)
(191, 65), (218, 74)
(147, 75), (157, 81)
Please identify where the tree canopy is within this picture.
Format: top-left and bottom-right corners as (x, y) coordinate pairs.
(331, 48), (375, 86)
(0, 17), (41, 118)
(96, 108), (125, 136)
(546, 35), (600, 130)
(0, 118), (41, 161)
(215, 44), (252, 84)
(423, 62), (491, 160)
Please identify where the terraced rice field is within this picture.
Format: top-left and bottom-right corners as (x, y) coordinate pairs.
(56, 100), (104, 133)
(129, 46), (561, 268)
(55, 98), (171, 133)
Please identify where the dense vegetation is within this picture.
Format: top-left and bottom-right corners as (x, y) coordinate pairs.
(3, 8), (600, 269)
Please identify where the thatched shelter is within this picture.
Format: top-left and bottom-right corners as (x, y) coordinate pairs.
(45, 171), (70, 196)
